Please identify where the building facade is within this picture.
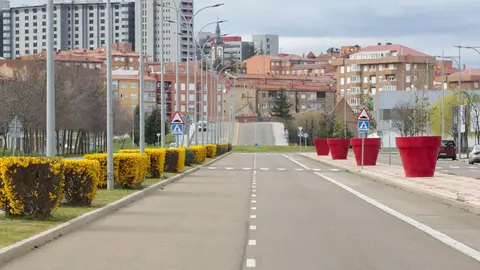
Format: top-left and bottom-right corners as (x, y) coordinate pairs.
(2, 0), (135, 59)
(331, 43), (436, 113)
(252, 34), (279, 55)
(140, 0), (194, 63)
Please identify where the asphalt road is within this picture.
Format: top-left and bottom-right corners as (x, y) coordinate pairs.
(3, 153), (480, 269)
(238, 123), (275, 146)
(374, 152), (480, 179)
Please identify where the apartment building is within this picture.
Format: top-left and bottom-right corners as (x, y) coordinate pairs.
(226, 74), (336, 118)
(331, 43), (436, 112)
(252, 34), (279, 55)
(2, 0), (135, 59)
(139, 0), (194, 63)
(20, 43), (146, 73)
(246, 53), (335, 77)
(113, 69), (157, 116)
(446, 68), (480, 90)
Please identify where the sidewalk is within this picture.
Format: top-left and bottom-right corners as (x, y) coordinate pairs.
(299, 152), (480, 214)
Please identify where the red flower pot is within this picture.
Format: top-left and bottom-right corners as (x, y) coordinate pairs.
(350, 138), (381, 166)
(396, 136), (441, 177)
(327, 138), (349, 160)
(313, 138), (329, 156)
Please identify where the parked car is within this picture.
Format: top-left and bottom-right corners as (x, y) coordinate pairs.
(438, 140), (456, 160)
(198, 121), (207, 132)
(469, 145), (480, 164)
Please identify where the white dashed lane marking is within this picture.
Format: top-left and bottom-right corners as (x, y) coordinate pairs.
(248, 240), (257, 246)
(246, 259), (256, 267)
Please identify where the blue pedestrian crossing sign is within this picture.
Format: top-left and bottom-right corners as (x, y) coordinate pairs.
(357, 121), (369, 133)
(171, 123), (184, 136)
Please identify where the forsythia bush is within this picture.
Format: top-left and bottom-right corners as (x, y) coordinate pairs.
(115, 153), (149, 188)
(63, 159), (100, 206)
(216, 144), (228, 156)
(120, 149), (166, 178)
(206, 144), (217, 158)
(184, 148), (196, 166)
(164, 148), (186, 172)
(0, 157), (64, 220)
(84, 154), (120, 188)
(164, 149), (179, 172)
(189, 145), (206, 163)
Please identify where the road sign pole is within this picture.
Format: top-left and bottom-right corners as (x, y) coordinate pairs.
(361, 134), (365, 170)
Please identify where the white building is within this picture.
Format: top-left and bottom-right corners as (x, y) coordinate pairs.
(139, 0), (194, 63)
(252, 34), (279, 55)
(2, 0), (135, 59)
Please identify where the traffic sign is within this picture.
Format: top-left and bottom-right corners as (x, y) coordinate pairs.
(170, 111), (185, 124)
(171, 123), (184, 136)
(357, 121), (369, 133)
(297, 131), (303, 137)
(357, 108), (371, 121)
(298, 127), (303, 131)
(303, 133), (309, 138)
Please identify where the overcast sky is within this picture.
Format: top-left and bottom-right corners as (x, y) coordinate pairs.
(13, 0), (480, 67)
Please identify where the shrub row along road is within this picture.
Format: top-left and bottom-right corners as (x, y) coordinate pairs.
(3, 153), (480, 269)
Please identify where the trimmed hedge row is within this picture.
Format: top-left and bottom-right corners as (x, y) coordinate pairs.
(0, 145), (232, 220)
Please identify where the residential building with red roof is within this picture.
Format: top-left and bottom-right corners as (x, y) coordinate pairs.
(446, 68), (480, 90)
(331, 43), (436, 112)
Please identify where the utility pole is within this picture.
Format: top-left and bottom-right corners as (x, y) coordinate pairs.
(441, 51), (445, 138)
(455, 45), (463, 158)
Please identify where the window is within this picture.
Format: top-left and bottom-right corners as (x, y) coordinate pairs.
(130, 83), (137, 88)
(346, 66), (350, 72)
(406, 75), (411, 83)
(120, 83), (127, 88)
(340, 66), (344, 74)
(475, 82), (479, 88)
(351, 76), (361, 83)
(340, 89), (345, 96)
(340, 78), (344, 85)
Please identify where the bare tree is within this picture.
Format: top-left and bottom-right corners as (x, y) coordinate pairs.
(392, 100), (414, 137)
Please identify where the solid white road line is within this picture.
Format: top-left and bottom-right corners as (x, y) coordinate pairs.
(248, 240), (257, 246)
(246, 259), (256, 267)
(281, 154), (310, 169)
(315, 172), (480, 263)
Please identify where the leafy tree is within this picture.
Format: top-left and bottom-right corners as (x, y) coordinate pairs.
(329, 115), (353, 138)
(134, 107), (170, 146)
(270, 89), (293, 120)
(393, 92), (433, 137)
(430, 92), (460, 137)
(326, 47), (340, 54)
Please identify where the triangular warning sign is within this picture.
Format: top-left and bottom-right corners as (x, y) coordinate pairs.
(357, 108), (371, 121)
(170, 111), (184, 124)
(359, 121), (368, 130)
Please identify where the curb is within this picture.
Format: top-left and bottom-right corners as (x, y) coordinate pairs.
(0, 152), (232, 266)
(299, 154), (480, 216)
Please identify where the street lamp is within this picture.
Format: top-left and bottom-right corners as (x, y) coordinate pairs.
(46, 0), (55, 157)
(164, 9), (224, 147)
(106, 0), (114, 189)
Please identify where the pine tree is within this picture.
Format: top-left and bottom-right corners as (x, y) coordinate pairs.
(134, 107), (170, 146)
(270, 89), (293, 120)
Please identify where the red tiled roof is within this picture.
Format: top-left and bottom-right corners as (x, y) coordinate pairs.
(306, 51), (316, 58)
(449, 68), (480, 77)
(357, 44), (429, 56)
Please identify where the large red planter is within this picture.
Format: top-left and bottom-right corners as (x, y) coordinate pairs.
(313, 138), (329, 156)
(350, 138), (381, 166)
(396, 136), (442, 177)
(327, 138), (349, 160)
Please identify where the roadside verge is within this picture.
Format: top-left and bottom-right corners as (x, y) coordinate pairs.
(0, 152), (232, 266)
(298, 153), (480, 216)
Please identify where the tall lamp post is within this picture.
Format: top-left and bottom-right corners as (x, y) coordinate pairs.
(106, 0), (114, 189)
(137, 0), (145, 153)
(46, 0), (55, 157)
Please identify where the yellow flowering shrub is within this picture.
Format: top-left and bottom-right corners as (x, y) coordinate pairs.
(216, 144), (228, 156)
(120, 149), (166, 178)
(63, 160), (100, 206)
(115, 153), (149, 188)
(84, 154), (119, 188)
(177, 148), (186, 171)
(189, 146), (206, 163)
(206, 144), (217, 158)
(0, 157), (64, 220)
